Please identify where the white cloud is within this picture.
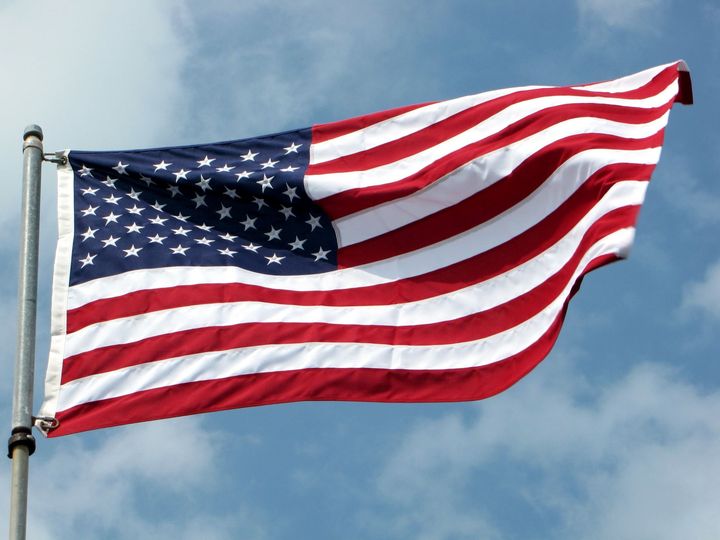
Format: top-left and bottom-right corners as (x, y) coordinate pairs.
(681, 259), (720, 321)
(576, 0), (668, 30)
(0, 0), (192, 250)
(0, 417), (268, 540)
(373, 358), (720, 540)
(178, 1), (448, 142)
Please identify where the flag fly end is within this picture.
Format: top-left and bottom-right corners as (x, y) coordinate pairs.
(675, 60), (693, 105)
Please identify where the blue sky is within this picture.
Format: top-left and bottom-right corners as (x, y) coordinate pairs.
(1, 1), (718, 538)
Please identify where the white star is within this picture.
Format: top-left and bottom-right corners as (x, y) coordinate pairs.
(218, 248), (237, 257)
(102, 211), (120, 224)
(170, 244), (189, 255)
(253, 197), (268, 210)
(167, 185), (182, 198)
(284, 142), (302, 154)
(79, 253), (96, 267)
(289, 237), (306, 251)
(265, 226), (282, 241)
(153, 160), (172, 171)
(197, 155), (215, 167)
(80, 227), (98, 242)
(306, 214), (322, 231)
(216, 164), (235, 173)
(312, 247), (330, 261)
(112, 161), (129, 175)
(279, 206), (294, 220)
(174, 212), (189, 222)
(127, 204), (145, 215)
(235, 170), (252, 181)
(219, 232), (237, 242)
(139, 174), (153, 186)
(102, 176), (118, 188)
(284, 185), (298, 202)
(260, 158), (278, 170)
(149, 215), (168, 226)
(257, 174), (274, 192)
(78, 165), (93, 177)
(224, 186), (239, 199)
(125, 222), (144, 234)
(240, 216), (257, 230)
(196, 175), (212, 191)
(123, 245), (142, 257)
(127, 188), (143, 200)
(101, 236), (120, 248)
(243, 243), (260, 253)
(147, 234), (167, 244)
(241, 150), (258, 161)
(265, 253), (284, 265)
(173, 169), (190, 182)
(172, 226), (191, 236)
(192, 193), (207, 208)
(103, 193), (122, 204)
(196, 223), (214, 232)
(280, 165), (300, 173)
(217, 204), (232, 219)
(81, 186), (99, 196)
(151, 201), (166, 211)
(81, 205), (98, 217)
(195, 237), (214, 246)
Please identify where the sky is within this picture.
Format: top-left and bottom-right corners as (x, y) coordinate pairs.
(0, 0), (718, 538)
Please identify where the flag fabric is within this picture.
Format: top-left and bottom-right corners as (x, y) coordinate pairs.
(37, 61), (692, 437)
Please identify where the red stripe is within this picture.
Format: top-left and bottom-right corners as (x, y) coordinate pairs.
(311, 68), (678, 220)
(66, 172), (646, 334)
(318, 103), (671, 222)
(312, 101), (435, 144)
(61, 207), (636, 384)
(336, 132), (661, 267)
(309, 83), (675, 177)
(51, 288), (586, 438)
(310, 65), (678, 152)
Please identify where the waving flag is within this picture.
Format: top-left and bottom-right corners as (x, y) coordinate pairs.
(38, 61), (692, 437)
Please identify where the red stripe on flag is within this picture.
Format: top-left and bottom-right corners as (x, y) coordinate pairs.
(50, 299), (579, 437)
(317, 104), (671, 222)
(308, 74), (676, 178)
(60, 208), (636, 384)
(66, 171), (642, 334)
(336, 134), (660, 268)
(312, 101), (435, 144)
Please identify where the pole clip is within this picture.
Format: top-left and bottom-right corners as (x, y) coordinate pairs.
(7, 427), (36, 459)
(43, 152), (67, 165)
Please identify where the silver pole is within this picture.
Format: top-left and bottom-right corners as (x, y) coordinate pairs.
(8, 125), (43, 540)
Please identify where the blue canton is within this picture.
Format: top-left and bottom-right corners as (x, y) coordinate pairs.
(69, 128), (337, 286)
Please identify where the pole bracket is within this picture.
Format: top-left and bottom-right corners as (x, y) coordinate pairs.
(7, 427), (36, 459)
(43, 152), (67, 165)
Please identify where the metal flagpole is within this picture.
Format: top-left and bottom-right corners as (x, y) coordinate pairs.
(8, 125), (44, 540)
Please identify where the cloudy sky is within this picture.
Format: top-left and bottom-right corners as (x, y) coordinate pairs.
(1, 1), (718, 538)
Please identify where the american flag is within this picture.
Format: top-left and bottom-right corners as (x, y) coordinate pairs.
(38, 61), (692, 437)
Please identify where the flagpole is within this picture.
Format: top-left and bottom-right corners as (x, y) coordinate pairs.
(8, 125), (44, 540)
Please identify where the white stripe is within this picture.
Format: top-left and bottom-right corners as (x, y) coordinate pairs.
(56, 232), (629, 412)
(572, 62), (675, 93)
(65, 179), (648, 311)
(305, 82), (676, 200)
(310, 63), (676, 166)
(334, 115), (667, 247)
(309, 85), (544, 165)
(64, 185), (644, 358)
